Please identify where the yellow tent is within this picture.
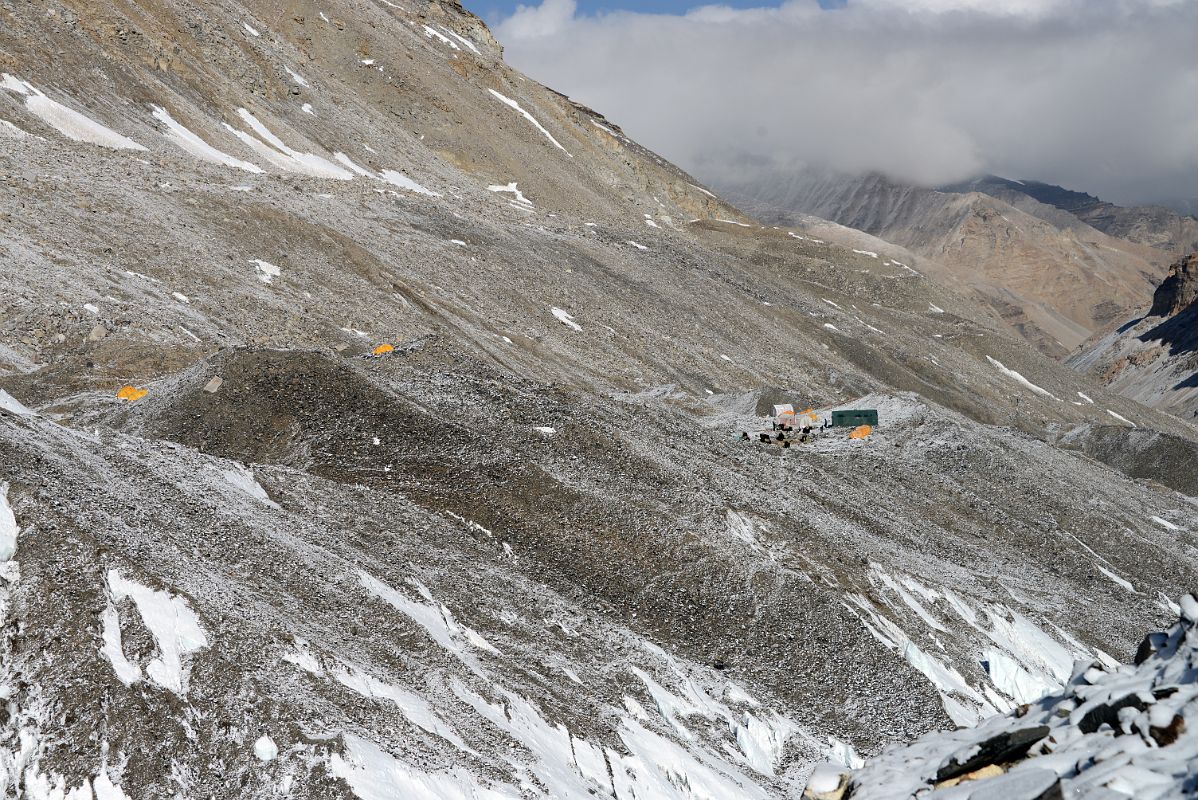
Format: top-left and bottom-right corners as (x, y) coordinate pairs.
(116, 385), (147, 402)
(372, 343), (395, 356)
(848, 425), (872, 440)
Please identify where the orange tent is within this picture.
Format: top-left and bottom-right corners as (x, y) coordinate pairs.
(372, 343), (395, 356)
(116, 385), (147, 402)
(848, 425), (872, 440)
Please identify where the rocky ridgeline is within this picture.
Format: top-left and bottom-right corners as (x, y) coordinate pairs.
(1149, 253), (1198, 319)
(805, 596), (1198, 799)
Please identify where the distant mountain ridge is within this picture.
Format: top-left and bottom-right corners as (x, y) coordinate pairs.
(943, 175), (1198, 256)
(720, 170), (1169, 358)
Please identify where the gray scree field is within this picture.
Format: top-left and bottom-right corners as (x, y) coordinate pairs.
(0, 1), (1195, 797)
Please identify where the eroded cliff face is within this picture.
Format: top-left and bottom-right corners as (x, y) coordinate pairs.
(1072, 251), (1198, 420)
(1149, 253), (1198, 318)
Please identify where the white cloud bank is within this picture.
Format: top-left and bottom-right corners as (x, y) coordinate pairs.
(495, 0), (1198, 206)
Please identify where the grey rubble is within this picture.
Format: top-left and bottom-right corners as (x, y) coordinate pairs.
(0, 0), (1196, 798)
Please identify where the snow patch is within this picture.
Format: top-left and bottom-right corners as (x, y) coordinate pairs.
(254, 735), (278, 762)
(329, 733), (517, 800)
(551, 308), (581, 332)
(225, 109), (352, 180)
(379, 170), (439, 196)
(1096, 565), (1136, 593)
(105, 570), (208, 695)
(358, 571), (497, 677)
(220, 465), (280, 509)
(1106, 409), (1136, 427)
(284, 67), (309, 87)
(423, 25), (459, 49)
(153, 106), (264, 172)
(0, 483), (18, 562)
(439, 27), (481, 54)
(0, 391), (32, 416)
(250, 259), (281, 284)
(986, 356), (1058, 400)
(1, 75), (146, 151)
(488, 182), (532, 207)
(0, 118), (27, 138)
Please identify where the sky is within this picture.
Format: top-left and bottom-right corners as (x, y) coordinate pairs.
(476, 0), (1198, 207)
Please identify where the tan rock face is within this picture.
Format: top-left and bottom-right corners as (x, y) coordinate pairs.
(1148, 253), (1198, 318)
(935, 762), (1005, 789)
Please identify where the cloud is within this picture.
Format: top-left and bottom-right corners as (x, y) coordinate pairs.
(500, 0), (577, 38)
(493, 0), (1198, 206)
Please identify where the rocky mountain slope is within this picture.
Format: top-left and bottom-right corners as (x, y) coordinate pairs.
(1070, 253), (1198, 421)
(0, 1), (1197, 798)
(943, 175), (1198, 257)
(722, 171), (1171, 358)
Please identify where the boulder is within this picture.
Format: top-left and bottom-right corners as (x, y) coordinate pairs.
(802, 764), (850, 800)
(935, 726), (1049, 783)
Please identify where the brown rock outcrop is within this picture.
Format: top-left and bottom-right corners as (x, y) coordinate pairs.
(1149, 253), (1198, 318)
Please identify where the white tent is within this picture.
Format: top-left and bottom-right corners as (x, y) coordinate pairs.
(772, 404), (795, 427)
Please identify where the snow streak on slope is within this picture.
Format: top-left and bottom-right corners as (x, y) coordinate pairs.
(223, 109), (352, 179)
(358, 571), (497, 676)
(488, 182), (533, 206)
(551, 308), (582, 332)
(987, 356), (1059, 400)
(333, 152), (440, 195)
(0, 391), (30, 417)
(151, 106), (262, 172)
(1, 75), (146, 150)
(0, 486), (138, 800)
(343, 568), (805, 800)
(0, 484), (16, 567)
(329, 733), (517, 800)
(844, 567), (1107, 728)
(0, 119), (27, 138)
(488, 90), (572, 157)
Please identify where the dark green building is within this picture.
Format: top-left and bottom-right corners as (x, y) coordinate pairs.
(832, 409), (879, 428)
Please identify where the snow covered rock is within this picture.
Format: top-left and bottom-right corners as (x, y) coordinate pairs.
(837, 595), (1198, 799)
